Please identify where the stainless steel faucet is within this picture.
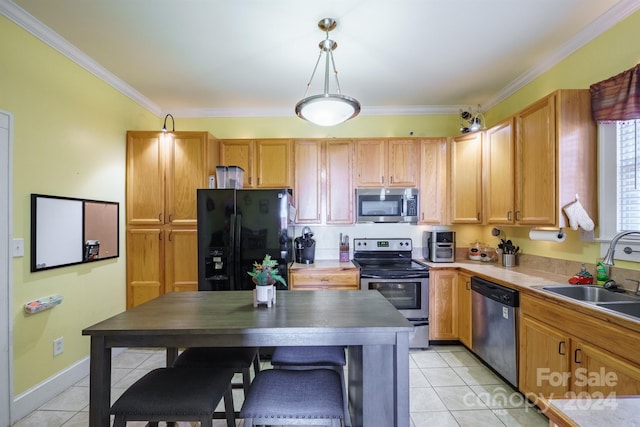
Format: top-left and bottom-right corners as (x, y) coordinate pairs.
(602, 231), (640, 265)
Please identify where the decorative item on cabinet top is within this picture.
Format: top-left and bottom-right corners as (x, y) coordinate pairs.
(459, 105), (486, 133)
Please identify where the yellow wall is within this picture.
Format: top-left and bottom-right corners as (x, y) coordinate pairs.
(1, 16), (157, 395)
(2, 6), (640, 398)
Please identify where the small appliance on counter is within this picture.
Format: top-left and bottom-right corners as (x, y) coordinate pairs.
(294, 226), (316, 264)
(423, 231), (455, 263)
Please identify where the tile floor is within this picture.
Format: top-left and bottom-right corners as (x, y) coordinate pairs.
(13, 345), (549, 427)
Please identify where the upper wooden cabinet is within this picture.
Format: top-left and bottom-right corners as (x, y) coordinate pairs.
(126, 131), (218, 226)
(354, 139), (419, 187)
(484, 118), (516, 224)
(220, 139), (292, 188)
(418, 138), (448, 224)
(514, 90), (597, 227)
(293, 139), (354, 224)
(450, 132), (483, 224)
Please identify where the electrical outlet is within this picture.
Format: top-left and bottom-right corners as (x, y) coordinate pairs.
(53, 337), (64, 356)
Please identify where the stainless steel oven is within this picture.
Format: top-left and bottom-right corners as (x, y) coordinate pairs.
(353, 238), (430, 348)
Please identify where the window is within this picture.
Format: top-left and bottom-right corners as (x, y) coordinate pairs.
(598, 120), (640, 261)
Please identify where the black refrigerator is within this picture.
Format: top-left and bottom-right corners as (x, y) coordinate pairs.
(197, 188), (293, 291)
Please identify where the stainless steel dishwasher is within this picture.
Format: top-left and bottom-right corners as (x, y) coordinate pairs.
(471, 276), (519, 387)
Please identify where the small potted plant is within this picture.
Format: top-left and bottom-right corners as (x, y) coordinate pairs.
(248, 255), (286, 303)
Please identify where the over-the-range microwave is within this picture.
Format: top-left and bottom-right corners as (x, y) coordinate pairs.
(356, 188), (419, 223)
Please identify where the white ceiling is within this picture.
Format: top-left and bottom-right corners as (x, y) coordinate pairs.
(3, 0), (639, 118)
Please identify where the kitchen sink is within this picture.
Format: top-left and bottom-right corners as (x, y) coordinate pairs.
(540, 285), (637, 303)
(596, 302), (640, 319)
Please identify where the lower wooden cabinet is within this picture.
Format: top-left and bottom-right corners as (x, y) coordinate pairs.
(519, 293), (640, 402)
(126, 227), (197, 308)
(289, 267), (360, 290)
(457, 271), (472, 348)
(429, 269), (458, 340)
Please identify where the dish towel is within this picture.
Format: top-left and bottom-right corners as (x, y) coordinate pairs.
(563, 199), (594, 231)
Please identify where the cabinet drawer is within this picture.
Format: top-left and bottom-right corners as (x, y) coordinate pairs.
(290, 270), (359, 290)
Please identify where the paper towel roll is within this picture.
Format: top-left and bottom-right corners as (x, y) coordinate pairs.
(528, 229), (567, 242)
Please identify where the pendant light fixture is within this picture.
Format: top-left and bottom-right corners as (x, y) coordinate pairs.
(295, 18), (360, 127)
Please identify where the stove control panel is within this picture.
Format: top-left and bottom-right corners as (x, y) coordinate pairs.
(353, 238), (413, 252)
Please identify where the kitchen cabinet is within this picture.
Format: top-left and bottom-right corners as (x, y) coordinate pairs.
(127, 131), (218, 226)
(126, 130), (218, 308)
(450, 132), (483, 224)
(429, 269), (458, 340)
(353, 138), (418, 187)
(293, 140), (322, 224)
(289, 267), (360, 290)
(418, 138), (448, 224)
(457, 271), (472, 349)
(484, 118), (515, 224)
(514, 90), (596, 227)
(519, 293), (640, 402)
(220, 139), (292, 188)
(293, 139), (354, 224)
(325, 140), (354, 223)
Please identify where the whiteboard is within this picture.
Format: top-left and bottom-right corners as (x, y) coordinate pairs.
(33, 196), (83, 269)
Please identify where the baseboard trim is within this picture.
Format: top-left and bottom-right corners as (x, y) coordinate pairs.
(11, 348), (125, 424)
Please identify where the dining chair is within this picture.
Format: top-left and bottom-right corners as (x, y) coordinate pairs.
(240, 368), (344, 426)
(173, 346), (260, 397)
(271, 345), (350, 426)
(110, 366), (235, 427)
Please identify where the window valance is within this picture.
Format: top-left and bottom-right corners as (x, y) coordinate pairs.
(590, 63), (640, 122)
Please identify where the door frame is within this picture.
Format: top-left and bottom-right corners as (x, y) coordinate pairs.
(0, 110), (14, 427)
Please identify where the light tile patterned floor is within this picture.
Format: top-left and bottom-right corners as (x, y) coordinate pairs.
(13, 345), (549, 427)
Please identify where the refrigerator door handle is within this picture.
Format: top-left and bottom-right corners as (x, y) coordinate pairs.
(229, 213), (237, 288)
(234, 213), (243, 290)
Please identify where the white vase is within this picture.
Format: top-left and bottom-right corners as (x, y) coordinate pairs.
(256, 285), (273, 302)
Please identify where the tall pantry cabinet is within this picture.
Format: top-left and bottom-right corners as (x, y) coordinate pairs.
(126, 131), (219, 309)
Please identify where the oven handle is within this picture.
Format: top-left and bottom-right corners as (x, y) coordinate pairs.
(362, 273), (430, 279)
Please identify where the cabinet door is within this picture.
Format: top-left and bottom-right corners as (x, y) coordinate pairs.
(429, 269), (458, 340)
(256, 139), (291, 188)
(166, 134), (208, 226)
(485, 119), (515, 224)
(457, 272), (472, 349)
(519, 315), (570, 399)
(354, 139), (386, 186)
(572, 340), (640, 396)
(220, 140), (254, 187)
(451, 133), (483, 223)
(293, 140), (322, 223)
(418, 138), (447, 224)
(126, 132), (165, 225)
(165, 228), (198, 293)
(127, 228), (164, 309)
(388, 139), (418, 187)
(516, 95), (556, 225)
(326, 140), (354, 224)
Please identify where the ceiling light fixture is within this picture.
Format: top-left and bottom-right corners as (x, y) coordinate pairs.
(162, 114), (175, 132)
(459, 105), (485, 133)
(295, 18), (360, 127)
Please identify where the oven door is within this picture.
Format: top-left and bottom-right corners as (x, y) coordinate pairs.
(361, 276), (428, 319)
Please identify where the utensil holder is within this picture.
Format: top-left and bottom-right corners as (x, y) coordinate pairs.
(502, 254), (518, 268)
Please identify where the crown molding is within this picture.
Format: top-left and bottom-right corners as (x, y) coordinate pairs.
(0, 0), (162, 116)
(483, 0), (640, 110)
(3, 0), (639, 119)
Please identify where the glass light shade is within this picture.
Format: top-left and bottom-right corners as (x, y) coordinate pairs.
(295, 94), (360, 127)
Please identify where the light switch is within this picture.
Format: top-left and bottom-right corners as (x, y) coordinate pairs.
(12, 238), (24, 257)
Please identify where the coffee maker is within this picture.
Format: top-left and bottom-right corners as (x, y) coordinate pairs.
(294, 227), (316, 264)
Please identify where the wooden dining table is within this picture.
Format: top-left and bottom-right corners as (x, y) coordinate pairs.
(82, 290), (413, 427)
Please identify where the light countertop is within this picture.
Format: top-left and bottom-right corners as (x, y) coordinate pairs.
(543, 396), (640, 427)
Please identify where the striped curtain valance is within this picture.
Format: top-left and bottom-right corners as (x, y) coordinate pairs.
(590, 63), (640, 122)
